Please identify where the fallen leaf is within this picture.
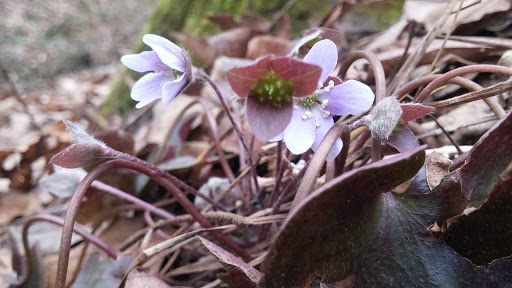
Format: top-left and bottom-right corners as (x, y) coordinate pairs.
(199, 236), (260, 288)
(73, 253), (133, 288)
(0, 192), (41, 225)
(125, 268), (171, 288)
(426, 151), (452, 190)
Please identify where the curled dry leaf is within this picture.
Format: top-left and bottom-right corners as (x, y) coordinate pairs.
(426, 151), (452, 190)
(198, 236), (260, 288)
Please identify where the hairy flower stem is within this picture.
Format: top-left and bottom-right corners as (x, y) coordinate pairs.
(196, 69), (261, 200)
(292, 123), (351, 210)
(338, 51), (386, 103)
(414, 64), (512, 118)
(15, 214), (117, 287)
(103, 146), (223, 210)
(326, 122), (351, 181)
(271, 158), (310, 215)
(152, 98), (236, 186)
(394, 75), (479, 99)
(91, 180), (175, 219)
(55, 160), (250, 288)
(338, 51), (386, 162)
(268, 141), (285, 208)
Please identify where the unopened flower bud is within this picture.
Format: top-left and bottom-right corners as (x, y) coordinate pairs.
(368, 96), (403, 140)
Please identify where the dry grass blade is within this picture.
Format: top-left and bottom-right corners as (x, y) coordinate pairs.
(387, 0), (459, 94)
(424, 80), (512, 108)
(444, 35), (512, 49)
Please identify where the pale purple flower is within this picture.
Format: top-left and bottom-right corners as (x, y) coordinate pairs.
(274, 39), (375, 161)
(121, 34), (188, 108)
(227, 56), (321, 141)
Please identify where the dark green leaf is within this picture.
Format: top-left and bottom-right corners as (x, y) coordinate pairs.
(443, 162), (512, 265)
(461, 110), (512, 207)
(260, 146), (511, 287)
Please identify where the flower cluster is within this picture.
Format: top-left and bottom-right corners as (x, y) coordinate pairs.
(122, 33), (376, 161)
(271, 39), (375, 161)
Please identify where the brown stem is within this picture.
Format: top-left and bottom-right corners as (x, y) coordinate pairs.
(268, 141), (286, 207)
(394, 75), (479, 99)
(326, 123), (351, 181)
(414, 64), (512, 118)
(291, 123), (349, 210)
(272, 158), (311, 215)
(338, 50), (386, 102)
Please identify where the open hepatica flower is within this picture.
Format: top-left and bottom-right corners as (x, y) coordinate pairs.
(278, 39), (375, 161)
(227, 55), (322, 140)
(121, 34), (189, 108)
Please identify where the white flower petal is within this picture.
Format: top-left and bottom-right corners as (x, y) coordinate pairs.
(121, 51), (165, 73)
(283, 107), (316, 154)
(143, 34), (186, 72)
(131, 72), (167, 108)
(324, 80), (375, 115)
(161, 73), (187, 105)
(304, 40), (338, 84)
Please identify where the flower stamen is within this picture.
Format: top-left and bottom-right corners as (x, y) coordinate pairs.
(250, 73), (294, 107)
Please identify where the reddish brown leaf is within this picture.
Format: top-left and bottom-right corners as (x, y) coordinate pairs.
(400, 103), (435, 122)
(199, 236), (260, 288)
(270, 57), (322, 98)
(227, 55), (272, 98)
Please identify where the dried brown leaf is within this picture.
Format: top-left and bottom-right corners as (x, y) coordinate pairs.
(426, 151), (452, 190)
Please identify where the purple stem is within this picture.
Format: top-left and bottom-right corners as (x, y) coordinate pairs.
(144, 210), (171, 239)
(15, 214), (117, 287)
(291, 123), (350, 210)
(55, 160), (250, 288)
(415, 64), (512, 103)
(196, 69), (261, 196)
(338, 50), (386, 162)
(102, 146), (223, 211)
(326, 124), (351, 181)
(394, 74), (479, 99)
(91, 180), (174, 219)
(268, 141), (285, 207)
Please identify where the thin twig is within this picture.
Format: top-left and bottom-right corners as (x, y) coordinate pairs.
(0, 61), (41, 131)
(429, 115), (463, 155)
(423, 80), (512, 108)
(267, 0), (299, 33)
(387, 0), (459, 94)
(428, 0), (465, 74)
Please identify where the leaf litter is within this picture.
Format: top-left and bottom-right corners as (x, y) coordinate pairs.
(1, 0), (512, 287)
